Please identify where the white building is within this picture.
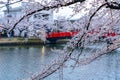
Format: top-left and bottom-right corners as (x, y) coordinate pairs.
(3, 7), (22, 19)
(3, 1), (53, 22)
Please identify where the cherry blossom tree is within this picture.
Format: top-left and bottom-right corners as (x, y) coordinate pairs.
(1, 0), (120, 80)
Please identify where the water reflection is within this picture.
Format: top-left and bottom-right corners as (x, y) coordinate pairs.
(41, 46), (45, 62)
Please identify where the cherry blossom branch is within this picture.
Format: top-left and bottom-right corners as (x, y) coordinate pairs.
(10, 0), (85, 33)
(78, 43), (120, 65)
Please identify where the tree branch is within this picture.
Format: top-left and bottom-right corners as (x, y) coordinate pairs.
(105, 0), (120, 9)
(86, 3), (107, 30)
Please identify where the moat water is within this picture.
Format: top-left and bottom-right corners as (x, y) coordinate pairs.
(0, 44), (120, 80)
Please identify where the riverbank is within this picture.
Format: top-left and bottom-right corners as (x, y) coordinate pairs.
(1, 37), (120, 46)
(0, 38), (69, 46)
